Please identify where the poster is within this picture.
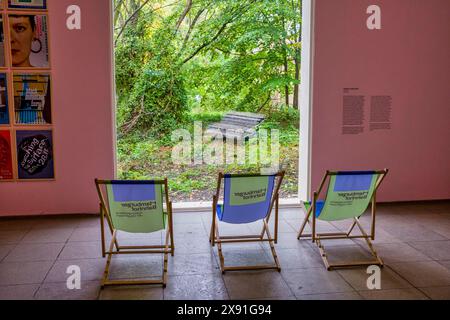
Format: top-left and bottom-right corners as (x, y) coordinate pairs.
(0, 130), (13, 180)
(0, 73), (8, 124)
(8, 0), (47, 10)
(13, 73), (51, 125)
(9, 14), (49, 68)
(16, 129), (54, 179)
(0, 15), (5, 67)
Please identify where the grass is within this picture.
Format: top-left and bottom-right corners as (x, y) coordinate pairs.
(117, 108), (299, 202)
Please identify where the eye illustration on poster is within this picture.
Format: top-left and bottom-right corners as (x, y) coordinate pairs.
(0, 74), (8, 124)
(8, 0), (47, 10)
(9, 14), (49, 68)
(0, 15), (5, 67)
(16, 130), (54, 180)
(13, 73), (51, 125)
(0, 130), (13, 180)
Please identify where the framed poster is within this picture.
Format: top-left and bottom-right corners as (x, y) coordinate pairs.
(9, 14), (49, 68)
(16, 129), (54, 179)
(13, 73), (51, 125)
(0, 130), (13, 180)
(1, 5), (53, 182)
(8, 0), (47, 10)
(0, 73), (8, 124)
(0, 15), (5, 67)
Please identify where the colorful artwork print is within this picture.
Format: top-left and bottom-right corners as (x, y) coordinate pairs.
(9, 14), (49, 68)
(16, 129), (54, 179)
(0, 130), (13, 180)
(13, 73), (51, 124)
(0, 15), (5, 67)
(0, 74), (9, 124)
(8, 0), (47, 10)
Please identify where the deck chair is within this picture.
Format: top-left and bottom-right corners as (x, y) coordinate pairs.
(210, 172), (285, 273)
(95, 179), (174, 288)
(297, 170), (388, 270)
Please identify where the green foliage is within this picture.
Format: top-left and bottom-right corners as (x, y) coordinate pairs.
(115, 6), (189, 139)
(114, 0), (302, 199)
(182, 0), (302, 112)
(260, 107), (299, 147)
(115, 0), (302, 136)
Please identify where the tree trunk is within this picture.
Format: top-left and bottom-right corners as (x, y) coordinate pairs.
(282, 18), (290, 107)
(257, 94), (272, 113)
(293, 52), (300, 110)
(284, 56), (289, 107)
(292, 0), (301, 110)
(293, 29), (302, 109)
(180, 8), (206, 52)
(129, 0), (141, 27)
(175, 0), (193, 34)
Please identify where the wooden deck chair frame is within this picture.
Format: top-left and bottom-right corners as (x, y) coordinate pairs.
(210, 171), (285, 273)
(95, 179), (175, 288)
(297, 169), (389, 270)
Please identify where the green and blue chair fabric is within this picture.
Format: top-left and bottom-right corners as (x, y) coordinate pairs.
(298, 170), (389, 270)
(211, 172), (285, 273)
(95, 179), (174, 287)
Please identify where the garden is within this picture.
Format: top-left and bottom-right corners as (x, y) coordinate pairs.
(114, 0), (302, 201)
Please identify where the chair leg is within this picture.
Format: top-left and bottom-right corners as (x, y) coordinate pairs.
(354, 218), (384, 267)
(169, 206), (175, 257)
(101, 230), (117, 288)
(209, 222), (213, 244)
(313, 218), (384, 270)
(214, 219), (281, 274)
(263, 220), (281, 272)
(259, 220), (267, 240)
(316, 238), (331, 271)
(103, 210), (120, 250)
(346, 220), (357, 236)
(162, 229), (171, 288)
(275, 194), (279, 244)
(210, 206), (216, 247)
(100, 229), (172, 288)
(170, 236), (175, 257)
(215, 219), (225, 273)
(297, 207), (312, 239)
(211, 220), (216, 247)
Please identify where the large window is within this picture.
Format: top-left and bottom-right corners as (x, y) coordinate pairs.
(113, 0), (308, 203)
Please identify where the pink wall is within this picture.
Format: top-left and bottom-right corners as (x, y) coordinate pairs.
(0, 0), (115, 216)
(311, 0), (450, 201)
(1, 0), (449, 216)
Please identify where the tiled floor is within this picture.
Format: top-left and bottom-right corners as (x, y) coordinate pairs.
(0, 201), (449, 300)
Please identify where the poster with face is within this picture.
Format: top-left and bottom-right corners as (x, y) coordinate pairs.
(9, 14), (49, 68)
(8, 0), (47, 10)
(0, 73), (8, 124)
(16, 130), (54, 179)
(0, 130), (13, 180)
(13, 73), (51, 125)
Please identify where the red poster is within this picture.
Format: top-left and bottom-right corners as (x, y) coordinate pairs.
(0, 130), (13, 180)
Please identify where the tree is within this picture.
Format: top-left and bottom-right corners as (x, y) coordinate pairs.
(113, 0), (302, 136)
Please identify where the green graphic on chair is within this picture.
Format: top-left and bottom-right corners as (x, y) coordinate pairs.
(228, 176), (270, 206)
(106, 183), (165, 233)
